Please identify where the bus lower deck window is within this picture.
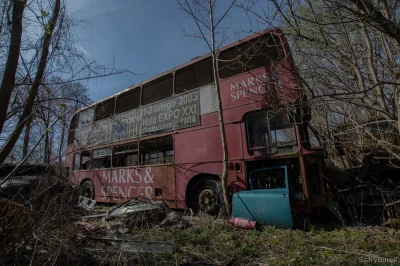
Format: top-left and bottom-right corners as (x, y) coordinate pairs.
(92, 147), (112, 169)
(114, 143), (138, 167)
(73, 153), (81, 171)
(140, 136), (173, 165)
(80, 151), (91, 170)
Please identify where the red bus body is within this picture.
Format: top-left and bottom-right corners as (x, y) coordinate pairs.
(66, 29), (326, 215)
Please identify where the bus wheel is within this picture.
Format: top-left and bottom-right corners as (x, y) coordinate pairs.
(80, 180), (94, 199)
(191, 179), (222, 216)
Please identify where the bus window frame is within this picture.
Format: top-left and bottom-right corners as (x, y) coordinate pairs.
(92, 147), (112, 169)
(139, 135), (174, 166)
(73, 150), (92, 171)
(245, 111), (297, 155)
(142, 74), (174, 106)
(113, 142), (139, 168)
(115, 87), (141, 115)
(94, 98), (116, 122)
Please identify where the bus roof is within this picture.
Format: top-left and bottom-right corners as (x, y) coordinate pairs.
(74, 28), (284, 116)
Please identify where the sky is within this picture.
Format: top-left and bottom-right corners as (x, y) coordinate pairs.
(66, 0), (264, 101)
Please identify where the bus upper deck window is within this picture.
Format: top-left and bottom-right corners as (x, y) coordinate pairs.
(94, 98), (115, 121)
(218, 34), (285, 79)
(176, 68), (194, 94)
(175, 58), (214, 94)
(116, 88), (140, 114)
(142, 74), (173, 105)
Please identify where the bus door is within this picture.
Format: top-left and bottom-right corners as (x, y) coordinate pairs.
(232, 166), (293, 228)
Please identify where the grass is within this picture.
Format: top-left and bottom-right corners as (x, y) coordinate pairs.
(118, 215), (400, 265)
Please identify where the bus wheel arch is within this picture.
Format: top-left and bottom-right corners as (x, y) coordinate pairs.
(79, 179), (95, 199)
(186, 174), (224, 215)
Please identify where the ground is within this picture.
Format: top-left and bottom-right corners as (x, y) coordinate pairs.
(87, 211), (400, 266)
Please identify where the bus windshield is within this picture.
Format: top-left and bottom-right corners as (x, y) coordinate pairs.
(246, 111), (297, 154)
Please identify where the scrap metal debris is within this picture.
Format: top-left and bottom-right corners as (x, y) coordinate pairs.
(74, 221), (98, 232)
(229, 217), (257, 230)
(75, 197), (191, 255)
(78, 196), (96, 210)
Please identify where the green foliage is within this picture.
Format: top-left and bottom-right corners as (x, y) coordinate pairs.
(41, 10), (48, 17)
(45, 23), (51, 35)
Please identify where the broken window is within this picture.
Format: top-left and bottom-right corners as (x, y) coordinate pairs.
(116, 88), (141, 114)
(140, 136), (174, 165)
(218, 34), (285, 79)
(175, 58), (214, 94)
(94, 98), (115, 121)
(92, 147), (112, 169)
(113, 142), (138, 167)
(269, 112), (297, 149)
(246, 111), (297, 155)
(80, 151), (91, 170)
(142, 74), (173, 105)
(68, 114), (79, 144)
(73, 153), (81, 171)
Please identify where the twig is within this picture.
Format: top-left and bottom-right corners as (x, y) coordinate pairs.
(29, 239), (38, 266)
(180, 247), (223, 265)
(309, 244), (383, 259)
(386, 200), (400, 207)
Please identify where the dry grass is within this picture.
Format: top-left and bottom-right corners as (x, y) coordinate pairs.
(121, 214), (400, 265)
(1, 180), (399, 265)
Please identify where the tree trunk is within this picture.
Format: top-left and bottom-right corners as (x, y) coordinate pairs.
(209, 0), (231, 215)
(0, 0), (27, 135)
(22, 115), (32, 158)
(0, 0), (61, 165)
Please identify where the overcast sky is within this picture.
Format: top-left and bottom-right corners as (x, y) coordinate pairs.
(66, 0), (262, 101)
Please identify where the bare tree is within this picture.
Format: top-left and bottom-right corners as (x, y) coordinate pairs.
(0, 0), (126, 166)
(238, 1), (400, 173)
(177, 0), (238, 215)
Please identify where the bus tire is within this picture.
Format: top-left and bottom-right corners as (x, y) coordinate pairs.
(80, 180), (94, 199)
(189, 178), (224, 216)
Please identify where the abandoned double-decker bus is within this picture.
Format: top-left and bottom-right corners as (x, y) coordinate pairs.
(66, 29), (326, 225)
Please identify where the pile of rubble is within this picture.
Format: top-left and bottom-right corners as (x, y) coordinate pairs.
(74, 196), (192, 257)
